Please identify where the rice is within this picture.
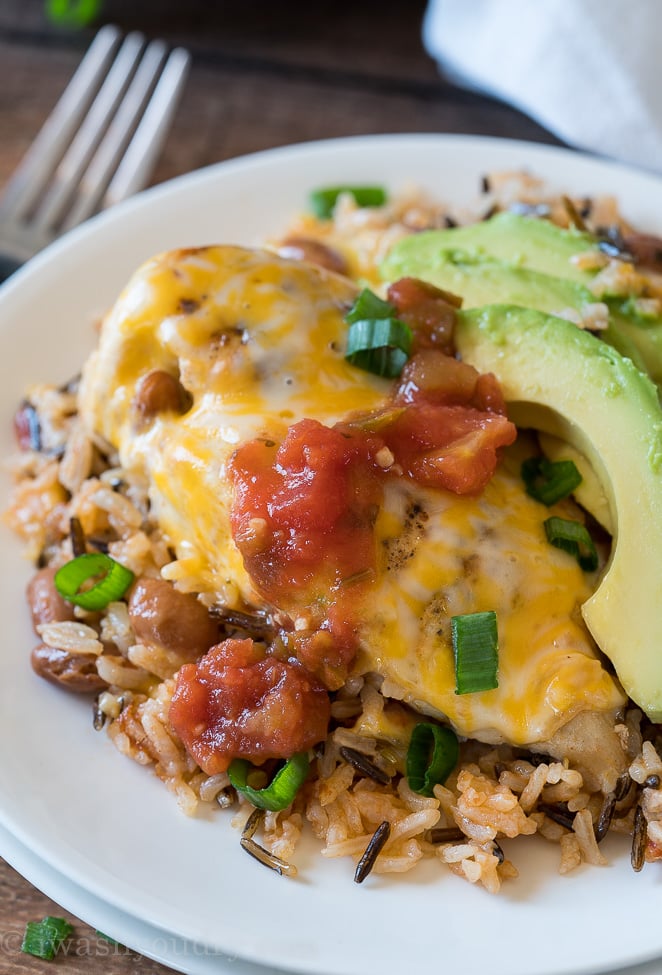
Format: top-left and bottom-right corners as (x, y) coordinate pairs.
(6, 170), (662, 894)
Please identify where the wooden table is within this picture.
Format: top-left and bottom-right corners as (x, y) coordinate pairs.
(0, 2), (560, 972)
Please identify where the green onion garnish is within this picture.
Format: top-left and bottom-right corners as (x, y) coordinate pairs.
(46, 0), (102, 27)
(343, 287), (413, 377)
(346, 318), (412, 378)
(345, 288), (396, 324)
(54, 552), (134, 611)
(228, 752), (310, 811)
(22, 916), (73, 960)
(452, 611), (499, 695)
(521, 455), (582, 506)
(309, 185), (387, 220)
(543, 516), (598, 571)
(406, 722), (459, 797)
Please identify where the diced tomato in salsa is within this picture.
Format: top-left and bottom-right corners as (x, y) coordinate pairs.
(381, 403), (516, 494)
(387, 277), (460, 355)
(169, 638), (331, 774)
(395, 349), (507, 415)
(229, 418), (383, 603)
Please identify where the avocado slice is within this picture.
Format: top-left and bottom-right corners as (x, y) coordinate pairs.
(381, 214), (662, 385)
(454, 303), (662, 721)
(385, 212), (595, 283)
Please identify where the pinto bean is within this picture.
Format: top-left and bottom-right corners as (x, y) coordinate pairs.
(133, 370), (191, 420)
(128, 578), (219, 660)
(31, 643), (108, 693)
(26, 567), (76, 634)
(277, 236), (349, 276)
(622, 233), (662, 273)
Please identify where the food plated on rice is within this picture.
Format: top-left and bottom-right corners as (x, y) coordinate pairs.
(6, 167), (662, 897)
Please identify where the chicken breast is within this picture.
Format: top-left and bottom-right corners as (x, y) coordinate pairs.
(80, 245), (626, 755)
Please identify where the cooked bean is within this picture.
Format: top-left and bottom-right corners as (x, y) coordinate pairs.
(31, 643), (108, 693)
(133, 370), (191, 419)
(128, 578), (219, 659)
(277, 237), (349, 276)
(26, 567), (76, 633)
(622, 232), (662, 272)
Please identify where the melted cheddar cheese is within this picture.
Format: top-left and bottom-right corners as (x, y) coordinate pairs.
(80, 246), (625, 747)
(366, 454), (623, 744)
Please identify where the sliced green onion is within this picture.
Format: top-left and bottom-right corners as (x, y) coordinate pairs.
(343, 288), (412, 378)
(521, 456), (582, 506)
(54, 552), (134, 611)
(228, 752), (310, 811)
(452, 611), (499, 695)
(406, 722), (459, 797)
(309, 185), (387, 220)
(346, 318), (412, 378)
(46, 0), (103, 28)
(543, 516), (598, 571)
(345, 287), (396, 324)
(22, 916), (73, 960)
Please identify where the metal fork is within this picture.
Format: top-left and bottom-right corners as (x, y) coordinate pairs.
(0, 25), (190, 281)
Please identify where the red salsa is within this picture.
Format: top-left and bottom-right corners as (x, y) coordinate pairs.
(169, 638), (330, 774)
(170, 278), (516, 771)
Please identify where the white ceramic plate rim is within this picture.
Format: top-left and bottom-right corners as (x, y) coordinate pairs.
(0, 821), (285, 975)
(4, 818), (662, 975)
(2, 134), (662, 975)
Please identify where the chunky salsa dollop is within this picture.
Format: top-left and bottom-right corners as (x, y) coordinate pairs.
(169, 279), (516, 771)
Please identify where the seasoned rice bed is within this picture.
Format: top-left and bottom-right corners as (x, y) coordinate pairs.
(7, 172), (662, 892)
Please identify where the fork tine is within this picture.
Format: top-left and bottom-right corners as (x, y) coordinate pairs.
(60, 39), (169, 231)
(0, 25), (121, 223)
(103, 46), (191, 208)
(33, 31), (146, 233)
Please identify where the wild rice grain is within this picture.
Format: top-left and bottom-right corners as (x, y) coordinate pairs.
(631, 802), (647, 872)
(594, 792), (617, 843)
(215, 789), (235, 810)
(242, 808), (264, 840)
(92, 702), (106, 731)
(339, 746), (391, 785)
(239, 836), (298, 878)
(429, 826), (465, 844)
(354, 821), (391, 884)
(69, 516), (87, 557)
(538, 802), (574, 831)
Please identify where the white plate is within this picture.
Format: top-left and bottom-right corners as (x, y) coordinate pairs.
(0, 823), (283, 975)
(2, 135), (662, 975)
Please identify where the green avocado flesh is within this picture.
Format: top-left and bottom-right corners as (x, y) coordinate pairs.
(454, 304), (662, 721)
(380, 213), (662, 718)
(388, 211), (596, 282)
(381, 213), (662, 385)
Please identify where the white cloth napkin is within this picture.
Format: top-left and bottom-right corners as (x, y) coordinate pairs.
(423, 0), (662, 174)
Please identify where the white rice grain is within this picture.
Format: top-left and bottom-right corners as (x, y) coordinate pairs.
(37, 621), (103, 656)
(573, 809), (608, 866)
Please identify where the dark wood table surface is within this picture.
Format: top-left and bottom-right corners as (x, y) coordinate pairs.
(0, 3), (561, 972)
